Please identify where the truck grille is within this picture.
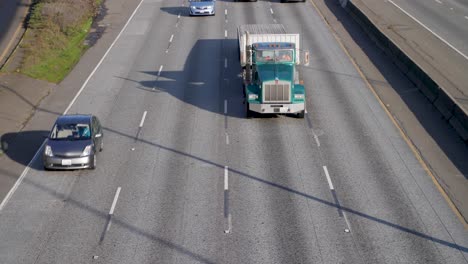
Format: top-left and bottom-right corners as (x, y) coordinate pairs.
(263, 82), (291, 103)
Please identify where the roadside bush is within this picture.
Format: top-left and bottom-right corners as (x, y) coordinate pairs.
(19, 0), (102, 82)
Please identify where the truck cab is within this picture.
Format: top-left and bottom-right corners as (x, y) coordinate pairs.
(244, 42), (306, 118)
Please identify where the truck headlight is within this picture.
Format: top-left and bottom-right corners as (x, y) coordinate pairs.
(248, 94), (258, 100)
(81, 145), (92, 157)
(44, 145), (54, 157)
(294, 94), (305, 100)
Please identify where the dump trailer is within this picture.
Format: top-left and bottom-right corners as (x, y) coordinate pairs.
(238, 24), (308, 118)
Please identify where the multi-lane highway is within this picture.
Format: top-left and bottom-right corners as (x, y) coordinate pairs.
(0, 0), (467, 263)
(389, 0), (468, 58)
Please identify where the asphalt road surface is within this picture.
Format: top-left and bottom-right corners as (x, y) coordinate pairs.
(0, 0), (467, 263)
(389, 0), (468, 58)
(0, 0), (29, 65)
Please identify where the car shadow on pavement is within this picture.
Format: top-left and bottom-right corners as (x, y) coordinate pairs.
(1, 125), (467, 256)
(1, 130), (48, 167)
(160, 6), (190, 17)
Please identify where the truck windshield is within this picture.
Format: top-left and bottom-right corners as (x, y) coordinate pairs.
(256, 49), (293, 63)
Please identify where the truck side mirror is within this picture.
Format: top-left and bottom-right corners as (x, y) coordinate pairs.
(303, 51), (310, 66)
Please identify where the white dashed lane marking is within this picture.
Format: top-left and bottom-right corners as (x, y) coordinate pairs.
(158, 65), (163, 76)
(323, 166), (334, 190)
(109, 187), (122, 215)
(139, 111), (147, 128)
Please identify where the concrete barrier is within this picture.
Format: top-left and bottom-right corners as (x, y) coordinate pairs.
(340, 0), (468, 142)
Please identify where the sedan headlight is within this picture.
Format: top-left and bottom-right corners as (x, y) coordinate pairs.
(44, 145), (54, 157)
(248, 94), (258, 100)
(81, 145), (92, 157)
(294, 94), (305, 100)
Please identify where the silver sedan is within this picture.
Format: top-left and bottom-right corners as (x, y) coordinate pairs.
(189, 0), (216, 16)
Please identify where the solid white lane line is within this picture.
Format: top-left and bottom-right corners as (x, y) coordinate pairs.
(109, 187), (122, 215)
(0, 141), (46, 211)
(224, 166), (229, 190)
(224, 58), (228, 68)
(224, 99), (227, 114)
(323, 166), (335, 190)
(388, 0), (468, 61)
(169, 34), (174, 43)
(158, 65), (163, 76)
(139, 111), (147, 128)
(0, 0), (147, 212)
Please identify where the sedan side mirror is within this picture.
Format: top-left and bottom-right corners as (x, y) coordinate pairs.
(95, 133), (102, 138)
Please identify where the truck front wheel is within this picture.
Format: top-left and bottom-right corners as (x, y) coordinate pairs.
(245, 102), (253, 119)
(297, 110), (305, 118)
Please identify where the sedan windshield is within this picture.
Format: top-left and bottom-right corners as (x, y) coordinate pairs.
(49, 123), (91, 140)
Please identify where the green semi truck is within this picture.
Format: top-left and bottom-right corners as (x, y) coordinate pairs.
(238, 24), (308, 118)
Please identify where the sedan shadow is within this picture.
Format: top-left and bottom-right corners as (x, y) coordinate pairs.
(1, 130), (49, 167)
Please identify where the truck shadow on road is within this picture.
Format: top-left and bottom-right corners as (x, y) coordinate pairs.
(116, 38), (255, 119)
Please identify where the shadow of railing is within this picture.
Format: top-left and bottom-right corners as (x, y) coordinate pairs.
(99, 125), (467, 253)
(1, 123), (467, 260)
(0, 167), (216, 264)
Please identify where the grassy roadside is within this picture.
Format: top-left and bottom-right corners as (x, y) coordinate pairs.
(16, 0), (101, 83)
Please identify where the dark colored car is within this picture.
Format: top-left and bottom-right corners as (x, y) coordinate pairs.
(43, 114), (103, 170)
